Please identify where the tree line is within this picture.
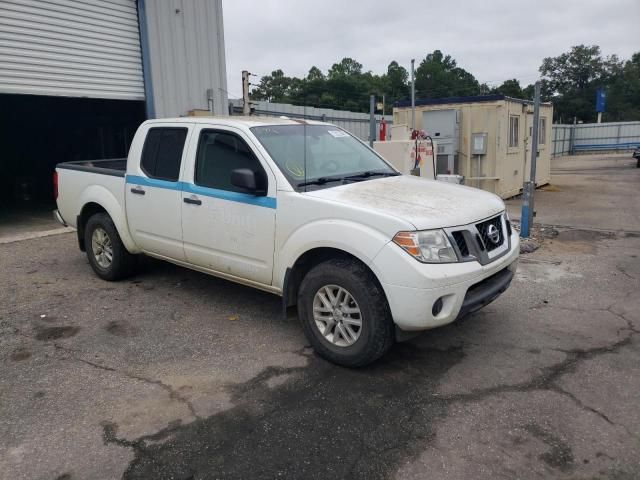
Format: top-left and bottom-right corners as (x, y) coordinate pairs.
(250, 45), (640, 123)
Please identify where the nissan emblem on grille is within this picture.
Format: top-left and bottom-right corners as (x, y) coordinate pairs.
(487, 224), (500, 244)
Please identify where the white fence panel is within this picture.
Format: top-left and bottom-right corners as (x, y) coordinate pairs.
(552, 121), (640, 156)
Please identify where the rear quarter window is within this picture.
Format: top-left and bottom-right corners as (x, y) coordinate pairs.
(140, 128), (188, 181)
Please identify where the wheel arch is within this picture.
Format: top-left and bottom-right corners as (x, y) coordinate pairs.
(76, 186), (138, 253)
(282, 247), (388, 315)
(77, 202), (107, 251)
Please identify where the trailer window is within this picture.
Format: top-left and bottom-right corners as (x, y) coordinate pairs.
(539, 117), (547, 145)
(508, 116), (519, 148)
(140, 127), (188, 181)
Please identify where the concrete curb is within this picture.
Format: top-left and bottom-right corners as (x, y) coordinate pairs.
(0, 227), (74, 244)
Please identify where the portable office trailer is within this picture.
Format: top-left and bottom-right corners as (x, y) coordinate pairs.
(393, 95), (553, 199)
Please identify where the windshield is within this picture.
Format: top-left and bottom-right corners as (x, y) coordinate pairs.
(250, 124), (397, 190)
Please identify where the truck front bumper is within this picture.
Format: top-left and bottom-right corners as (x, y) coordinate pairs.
(372, 231), (519, 331)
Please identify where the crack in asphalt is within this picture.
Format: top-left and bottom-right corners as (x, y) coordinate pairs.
(95, 317), (640, 480)
(616, 265), (639, 281)
(10, 295), (639, 478)
(98, 344), (466, 479)
(4, 234), (638, 478)
(52, 343), (200, 420)
(437, 325), (639, 441)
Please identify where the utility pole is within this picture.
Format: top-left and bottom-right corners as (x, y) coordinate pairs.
(369, 94), (376, 147)
(520, 81), (541, 238)
(242, 70), (250, 116)
(410, 59), (416, 131)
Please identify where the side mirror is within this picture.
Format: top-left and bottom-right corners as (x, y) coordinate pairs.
(231, 168), (263, 195)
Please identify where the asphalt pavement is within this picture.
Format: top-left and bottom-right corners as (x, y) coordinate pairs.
(1, 154), (639, 479)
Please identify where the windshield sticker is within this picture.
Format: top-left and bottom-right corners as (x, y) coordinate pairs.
(327, 130), (349, 138)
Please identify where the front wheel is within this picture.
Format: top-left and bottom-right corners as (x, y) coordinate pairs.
(84, 213), (136, 281)
(297, 258), (394, 367)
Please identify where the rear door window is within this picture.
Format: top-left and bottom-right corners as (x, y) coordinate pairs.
(140, 127), (188, 181)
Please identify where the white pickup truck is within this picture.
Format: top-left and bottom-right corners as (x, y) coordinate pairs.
(54, 117), (518, 367)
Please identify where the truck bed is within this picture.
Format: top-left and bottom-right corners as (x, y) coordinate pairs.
(56, 158), (127, 177)
(55, 158), (128, 230)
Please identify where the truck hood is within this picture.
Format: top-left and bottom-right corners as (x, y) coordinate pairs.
(303, 175), (505, 230)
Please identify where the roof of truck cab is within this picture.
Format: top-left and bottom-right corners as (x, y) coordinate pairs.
(144, 116), (329, 128)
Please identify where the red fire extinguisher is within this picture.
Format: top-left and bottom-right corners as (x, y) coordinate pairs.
(379, 118), (386, 141)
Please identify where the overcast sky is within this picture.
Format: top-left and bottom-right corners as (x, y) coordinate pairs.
(222, 0), (639, 100)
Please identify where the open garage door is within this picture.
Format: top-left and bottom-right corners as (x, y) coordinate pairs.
(0, 0), (144, 100)
(0, 95), (145, 238)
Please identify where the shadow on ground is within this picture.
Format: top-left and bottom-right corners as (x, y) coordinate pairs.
(104, 340), (466, 480)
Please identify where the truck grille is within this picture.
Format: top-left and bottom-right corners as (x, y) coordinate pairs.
(451, 231), (469, 257)
(446, 214), (509, 265)
(476, 216), (504, 252)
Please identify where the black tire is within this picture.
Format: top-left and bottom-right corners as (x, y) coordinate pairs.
(297, 258), (394, 367)
(84, 213), (136, 281)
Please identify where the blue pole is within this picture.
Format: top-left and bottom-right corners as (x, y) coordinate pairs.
(520, 190), (531, 237)
(520, 81), (541, 238)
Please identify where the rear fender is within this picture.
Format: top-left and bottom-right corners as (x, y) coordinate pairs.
(79, 185), (140, 253)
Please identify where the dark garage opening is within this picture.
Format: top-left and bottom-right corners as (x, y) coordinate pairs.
(0, 94), (145, 234)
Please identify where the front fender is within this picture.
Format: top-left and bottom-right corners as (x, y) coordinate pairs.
(274, 219), (391, 290)
(79, 185), (140, 254)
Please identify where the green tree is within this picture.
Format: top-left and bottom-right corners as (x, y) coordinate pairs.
(493, 79), (524, 98)
(540, 45), (623, 122)
(414, 50), (480, 98)
(604, 52), (640, 121)
(385, 61), (409, 109)
(306, 66), (325, 81)
(327, 58), (363, 79)
(251, 69), (294, 102)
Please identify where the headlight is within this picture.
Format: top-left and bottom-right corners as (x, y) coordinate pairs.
(392, 229), (458, 263)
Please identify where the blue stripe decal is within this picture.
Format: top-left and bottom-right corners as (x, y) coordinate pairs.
(125, 175), (277, 209)
(126, 175), (181, 190)
(573, 142), (639, 149)
(182, 183), (277, 209)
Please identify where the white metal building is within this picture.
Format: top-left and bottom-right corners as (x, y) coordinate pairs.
(0, 0), (228, 213)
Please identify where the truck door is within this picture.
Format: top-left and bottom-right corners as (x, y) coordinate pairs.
(181, 126), (276, 286)
(125, 124), (190, 260)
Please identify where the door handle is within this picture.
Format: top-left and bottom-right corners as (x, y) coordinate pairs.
(130, 187), (145, 195)
(183, 196), (202, 205)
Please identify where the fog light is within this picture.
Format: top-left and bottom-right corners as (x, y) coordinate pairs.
(432, 297), (444, 317)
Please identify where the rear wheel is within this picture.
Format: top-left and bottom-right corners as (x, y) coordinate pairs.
(298, 258), (394, 367)
(84, 213), (136, 281)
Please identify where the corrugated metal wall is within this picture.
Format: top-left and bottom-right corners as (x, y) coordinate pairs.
(552, 121), (640, 156)
(235, 100), (393, 142)
(141, 0), (227, 118)
(551, 125), (573, 157)
(0, 0), (144, 100)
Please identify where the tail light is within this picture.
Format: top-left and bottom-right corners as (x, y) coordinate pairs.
(53, 171), (58, 200)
